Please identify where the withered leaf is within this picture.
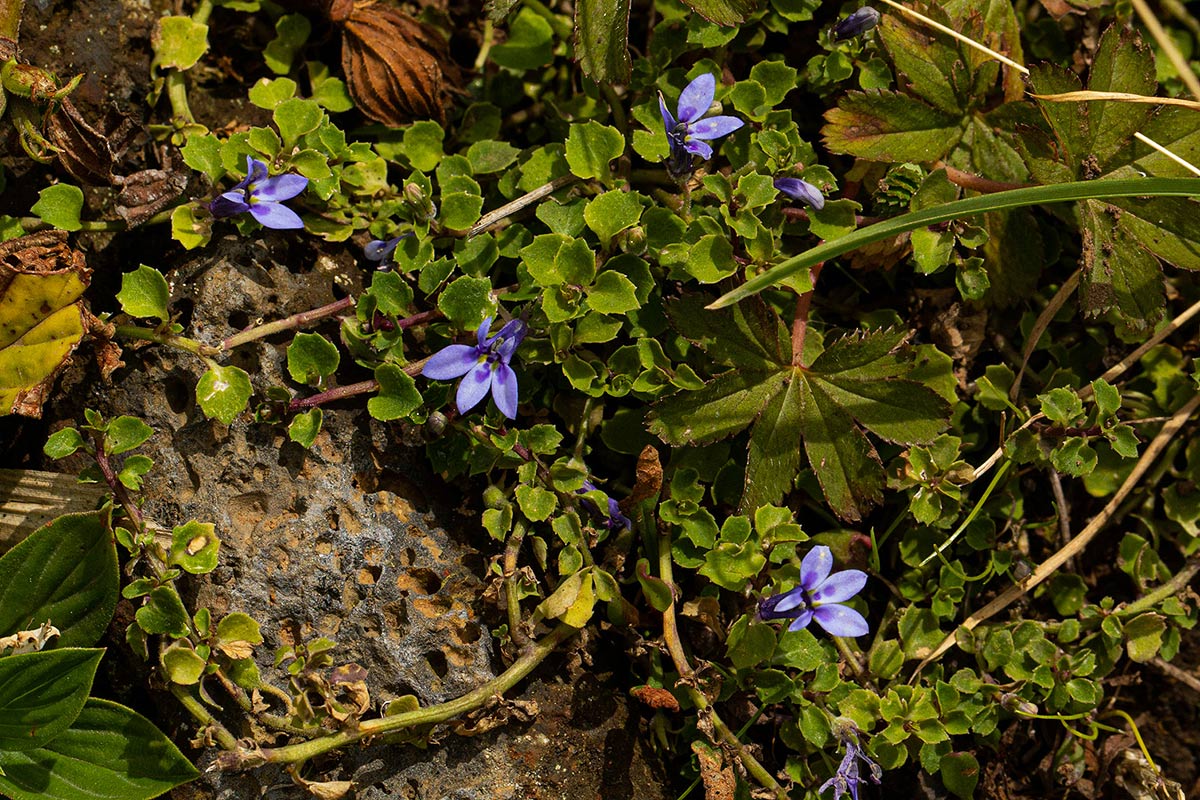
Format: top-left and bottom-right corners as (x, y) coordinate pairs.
(334, 0), (460, 125)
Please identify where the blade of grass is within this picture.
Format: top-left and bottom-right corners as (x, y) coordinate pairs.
(708, 177), (1200, 309)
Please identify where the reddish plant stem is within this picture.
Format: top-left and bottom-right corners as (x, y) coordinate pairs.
(395, 307), (442, 330)
(791, 262), (824, 367)
(937, 164), (1029, 193)
(89, 431), (144, 530)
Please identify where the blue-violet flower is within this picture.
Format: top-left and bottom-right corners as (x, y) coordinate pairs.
(421, 316), (527, 419)
(758, 545), (868, 637)
(833, 7), (882, 40)
(210, 156), (308, 230)
(364, 233), (413, 271)
(775, 177), (826, 211)
(820, 721), (882, 800)
(578, 479), (631, 531)
(659, 72), (744, 179)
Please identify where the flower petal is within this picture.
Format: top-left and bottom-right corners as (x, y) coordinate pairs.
(683, 139), (713, 160)
(253, 173), (309, 203)
(236, 155), (267, 190)
(209, 192), (250, 218)
(422, 345), (481, 380)
(476, 317), (495, 348)
(490, 362), (519, 419)
(800, 545), (834, 590)
(759, 586), (806, 619)
(364, 236), (403, 262)
(658, 91), (677, 131)
(687, 115), (744, 141)
(774, 178), (826, 210)
(677, 72), (715, 124)
(455, 364), (493, 414)
(813, 603), (870, 637)
(812, 569), (867, 604)
(786, 608), (815, 632)
(249, 201), (304, 230)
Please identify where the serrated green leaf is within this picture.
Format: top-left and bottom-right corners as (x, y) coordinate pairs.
(0, 698), (199, 800)
(31, 185), (84, 232)
(515, 485), (557, 522)
(117, 266), (170, 323)
(106, 416), (153, 455)
(1039, 387), (1084, 425)
(586, 271), (639, 315)
(153, 16), (209, 71)
(403, 121), (445, 171)
(369, 364), (422, 421)
(263, 13), (310, 75)
(583, 190), (643, 245)
(43, 427), (85, 459)
(0, 649), (102, 751)
(666, 295), (789, 369)
(649, 370), (786, 447)
(797, 376), (884, 521)
(680, 0), (755, 25)
(247, 77), (297, 109)
(195, 364), (252, 425)
(491, 8), (555, 70)
(564, 121), (624, 183)
(0, 512), (118, 648)
(286, 332), (340, 385)
(823, 91), (962, 162)
(273, 98), (323, 149)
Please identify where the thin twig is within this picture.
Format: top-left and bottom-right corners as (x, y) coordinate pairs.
(939, 165), (1030, 194)
(1010, 269), (1080, 401)
(222, 297), (355, 351)
(877, 0), (1028, 74)
(1047, 469), (1075, 573)
(467, 174), (579, 238)
(1029, 91), (1200, 112)
(1131, 0), (1200, 101)
(1150, 658), (1200, 695)
(1134, 132), (1200, 177)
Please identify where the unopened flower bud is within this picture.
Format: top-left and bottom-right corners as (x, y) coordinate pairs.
(833, 7), (881, 40)
(1000, 693), (1038, 715)
(403, 182), (437, 221)
(482, 485), (507, 509)
(617, 225), (647, 256)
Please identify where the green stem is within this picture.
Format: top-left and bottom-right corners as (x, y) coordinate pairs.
(473, 19), (494, 71)
(222, 296), (355, 351)
(114, 324), (222, 359)
(165, 70), (195, 124)
(192, 0), (215, 26)
(171, 684), (240, 751)
(1120, 553), (1200, 617)
(504, 520), (530, 648)
(0, 0), (23, 43)
(253, 624), (576, 766)
(20, 205), (178, 232)
(711, 177), (1200, 308)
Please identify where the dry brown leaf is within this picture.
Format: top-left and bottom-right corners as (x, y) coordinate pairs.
(333, 0), (459, 125)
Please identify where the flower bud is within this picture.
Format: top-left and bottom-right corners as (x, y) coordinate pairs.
(1000, 693), (1038, 715)
(833, 7), (881, 40)
(403, 182), (437, 221)
(617, 226), (647, 256)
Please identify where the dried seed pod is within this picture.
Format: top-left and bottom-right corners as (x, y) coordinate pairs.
(333, 0), (458, 125)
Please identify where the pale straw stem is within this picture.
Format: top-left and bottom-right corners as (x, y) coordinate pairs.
(876, 0), (1029, 75)
(1134, 132), (1200, 176)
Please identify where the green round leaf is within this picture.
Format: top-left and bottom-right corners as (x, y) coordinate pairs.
(116, 266), (170, 323)
(565, 121), (624, 182)
(153, 16), (209, 71)
(168, 520), (220, 575)
(368, 364), (422, 421)
(134, 586), (192, 639)
(286, 332), (340, 385)
(160, 642), (207, 685)
(195, 364), (252, 425)
(288, 408), (323, 447)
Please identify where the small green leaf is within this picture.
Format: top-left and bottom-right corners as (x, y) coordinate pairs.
(180, 134), (224, 181)
(368, 364), (421, 421)
(437, 275), (494, 329)
(31, 185), (84, 232)
(117, 266), (170, 323)
(288, 408), (322, 447)
(263, 13), (310, 75)
(170, 204), (212, 250)
(195, 364), (252, 425)
(1091, 378), (1121, 418)
(491, 8), (555, 70)
(440, 191), (485, 230)
(215, 613), (263, 647)
(105, 416), (153, 455)
(403, 121), (445, 171)
(286, 333), (340, 385)
(680, 0), (755, 25)
(273, 98), (324, 149)
(117, 455), (154, 491)
(564, 121), (625, 183)
(135, 586), (192, 639)
(153, 16), (209, 71)
(939, 752), (980, 800)
(0, 512), (118, 648)
(635, 558), (674, 612)
(515, 485), (557, 521)
(583, 190), (643, 246)
(0, 698), (199, 800)
(43, 427), (85, 459)
(0, 649), (103, 752)
(168, 520), (219, 574)
(586, 271), (640, 315)
(466, 140), (520, 174)
(1039, 387), (1084, 425)
(1123, 613), (1165, 663)
(247, 77), (298, 109)
(160, 641), (207, 685)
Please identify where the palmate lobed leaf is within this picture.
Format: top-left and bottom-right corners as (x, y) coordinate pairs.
(653, 316), (952, 520)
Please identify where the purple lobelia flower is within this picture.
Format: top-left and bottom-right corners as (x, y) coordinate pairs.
(422, 316), (527, 419)
(833, 7), (881, 40)
(364, 232), (413, 271)
(577, 479), (631, 531)
(210, 155), (308, 230)
(775, 177), (826, 211)
(658, 73), (744, 179)
(820, 720), (882, 800)
(758, 545), (869, 637)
